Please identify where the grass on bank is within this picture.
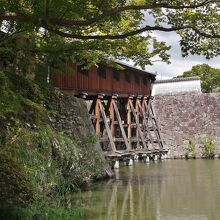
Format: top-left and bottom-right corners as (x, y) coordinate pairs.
(0, 69), (104, 219)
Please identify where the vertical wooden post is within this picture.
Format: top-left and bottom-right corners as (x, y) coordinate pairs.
(143, 96), (163, 149)
(141, 96), (147, 134)
(112, 96), (130, 151)
(98, 98), (117, 153)
(150, 96), (164, 149)
(109, 97), (115, 139)
(129, 97), (147, 149)
(95, 97), (101, 135)
(127, 96), (132, 150)
(135, 97), (140, 150)
(140, 96), (153, 148)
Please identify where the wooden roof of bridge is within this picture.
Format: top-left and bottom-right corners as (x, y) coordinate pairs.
(115, 61), (156, 79)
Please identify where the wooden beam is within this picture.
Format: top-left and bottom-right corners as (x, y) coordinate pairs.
(109, 98), (115, 138)
(139, 97), (154, 146)
(95, 97), (101, 135)
(150, 97), (164, 148)
(112, 98), (130, 151)
(89, 98), (96, 115)
(144, 97), (163, 149)
(127, 97), (132, 150)
(98, 99), (117, 152)
(129, 98), (147, 149)
(135, 97), (141, 150)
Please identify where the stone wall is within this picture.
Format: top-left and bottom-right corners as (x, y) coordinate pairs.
(49, 91), (95, 140)
(48, 90), (114, 177)
(153, 93), (220, 158)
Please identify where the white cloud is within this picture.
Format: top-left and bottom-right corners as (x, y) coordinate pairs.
(146, 31), (220, 79)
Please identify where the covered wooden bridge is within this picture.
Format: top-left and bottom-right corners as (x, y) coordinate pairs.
(51, 61), (168, 167)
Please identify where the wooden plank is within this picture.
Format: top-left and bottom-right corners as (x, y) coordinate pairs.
(95, 98), (101, 135)
(98, 99), (117, 152)
(150, 99), (164, 148)
(109, 98), (115, 139)
(148, 110), (162, 148)
(129, 99), (147, 149)
(127, 97), (132, 150)
(144, 98), (163, 149)
(143, 97), (151, 119)
(112, 99), (130, 151)
(135, 97), (140, 150)
(114, 138), (124, 142)
(100, 137), (109, 142)
(52, 61), (154, 96)
(138, 98), (154, 146)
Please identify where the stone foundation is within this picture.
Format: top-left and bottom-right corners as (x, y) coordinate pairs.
(49, 91), (114, 178)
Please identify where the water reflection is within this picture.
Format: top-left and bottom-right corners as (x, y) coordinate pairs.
(72, 160), (220, 220)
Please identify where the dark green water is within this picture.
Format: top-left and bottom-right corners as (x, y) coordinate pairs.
(72, 160), (220, 220)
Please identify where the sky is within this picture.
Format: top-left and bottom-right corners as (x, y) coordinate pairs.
(145, 31), (220, 80)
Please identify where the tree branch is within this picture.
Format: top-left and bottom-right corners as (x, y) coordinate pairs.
(44, 24), (191, 40)
(1, 0), (219, 27)
(48, 0), (219, 27)
(44, 23), (220, 40)
(1, 1), (220, 40)
(193, 28), (220, 38)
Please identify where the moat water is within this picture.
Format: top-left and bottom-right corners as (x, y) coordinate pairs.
(72, 160), (220, 220)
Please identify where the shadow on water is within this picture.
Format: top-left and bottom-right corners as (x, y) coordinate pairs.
(71, 160), (220, 220)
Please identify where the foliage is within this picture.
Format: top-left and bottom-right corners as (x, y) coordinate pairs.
(177, 64), (220, 93)
(202, 137), (216, 159)
(0, 69), (105, 218)
(185, 139), (196, 159)
(0, 125), (100, 219)
(1, 0), (220, 71)
(0, 152), (34, 206)
(0, 70), (44, 145)
(0, 203), (84, 220)
(2, 124), (104, 200)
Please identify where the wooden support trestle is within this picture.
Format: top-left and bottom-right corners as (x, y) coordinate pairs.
(89, 94), (164, 157)
(111, 97), (130, 151)
(143, 97), (164, 149)
(128, 97), (147, 149)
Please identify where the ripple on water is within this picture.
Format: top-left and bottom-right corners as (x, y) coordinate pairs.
(72, 160), (220, 220)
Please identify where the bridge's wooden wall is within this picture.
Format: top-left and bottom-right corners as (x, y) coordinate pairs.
(51, 61), (155, 96)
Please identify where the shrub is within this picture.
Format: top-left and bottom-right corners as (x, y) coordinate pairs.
(0, 71), (8, 89)
(202, 137), (216, 159)
(0, 69), (105, 218)
(185, 139), (196, 159)
(0, 152), (35, 206)
(0, 202), (84, 220)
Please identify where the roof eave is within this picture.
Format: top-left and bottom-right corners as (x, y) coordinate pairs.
(115, 61), (156, 78)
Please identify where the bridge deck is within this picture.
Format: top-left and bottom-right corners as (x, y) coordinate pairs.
(105, 149), (168, 160)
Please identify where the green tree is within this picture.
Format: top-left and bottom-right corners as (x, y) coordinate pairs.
(1, 0), (220, 71)
(177, 64), (220, 93)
